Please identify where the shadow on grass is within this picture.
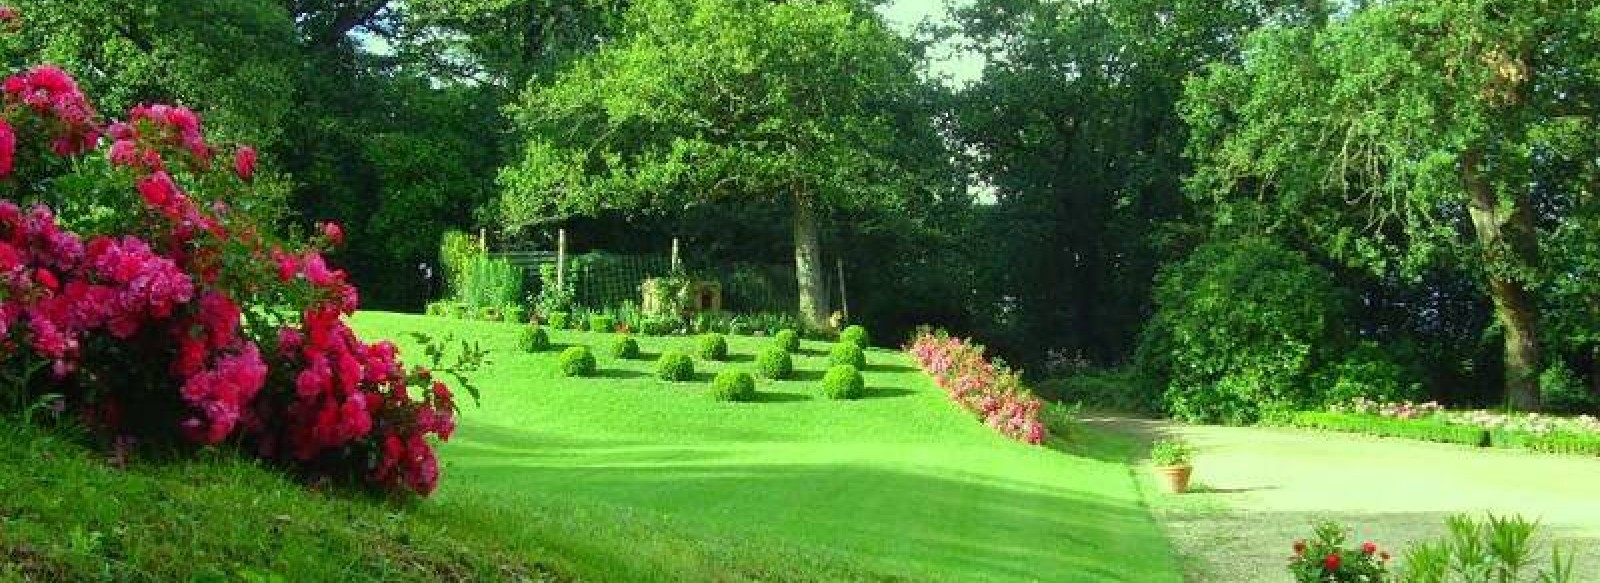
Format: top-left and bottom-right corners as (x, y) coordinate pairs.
(592, 368), (653, 380)
(1185, 484), (1277, 495)
(860, 387), (915, 400)
(869, 363), (918, 373)
(790, 369), (827, 382)
(752, 391), (811, 403)
(724, 353), (756, 364)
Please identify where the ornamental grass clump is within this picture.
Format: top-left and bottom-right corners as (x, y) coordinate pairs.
(697, 333), (728, 361)
(559, 346), (597, 377)
(821, 364), (865, 400)
(657, 351), (694, 381)
(0, 38), (465, 496)
(908, 329), (1047, 445)
(710, 370), (757, 402)
(755, 345), (793, 379)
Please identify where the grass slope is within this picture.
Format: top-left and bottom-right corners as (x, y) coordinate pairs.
(355, 312), (1182, 583)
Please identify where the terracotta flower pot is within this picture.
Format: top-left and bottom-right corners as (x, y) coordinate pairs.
(1156, 464), (1193, 494)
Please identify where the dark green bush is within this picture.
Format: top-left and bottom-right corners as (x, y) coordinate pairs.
(610, 335), (640, 359)
(710, 370), (757, 402)
(839, 325), (869, 349)
(1490, 429), (1600, 456)
(1281, 412), (1488, 447)
(504, 305), (527, 324)
(638, 316), (678, 336)
(589, 315), (616, 334)
(755, 346), (793, 379)
(828, 343), (866, 369)
(729, 320), (752, 336)
(518, 326), (551, 353)
(774, 329), (800, 353)
(1540, 362), (1597, 415)
(656, 351), (695, 381)
(546, 311), (572, 329)
(821, 364), (865, 400)
(1316, 341), (1424, 406)
(1038, 368), (1161, 416)
(558, 346), (597, 377)
(1136, 237), (1349, 424)
(696, 333), (729, 361)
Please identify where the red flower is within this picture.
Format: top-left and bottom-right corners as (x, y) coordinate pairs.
(233, 146), (256, 181)
(0, 120), (13, 177)
(318, 221), (344, 247)
(1323, 553), (1341, 571)
(1361, 541), (1377, 555)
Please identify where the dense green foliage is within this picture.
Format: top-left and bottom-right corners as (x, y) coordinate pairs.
(1137, 238), (1349, 423)
(611, 335), (641, 360)
(839, 325), (869, 349)
(821, 364), (865, 400)
(774, 329), (801, 353)
(656, 351), (695, 382)
(519, 325), (552, 353)
(710, 370), (757, 402)
(696, 334), (729, 362)
(756, 346), (794, 380)
(559, 346), (598, 377)
(829, 343), (867, 371)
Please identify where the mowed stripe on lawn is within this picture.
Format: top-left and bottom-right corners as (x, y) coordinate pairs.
(354, 312), (1182, 582)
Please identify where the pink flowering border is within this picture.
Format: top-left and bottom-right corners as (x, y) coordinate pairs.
(907, 329), (1047, 445)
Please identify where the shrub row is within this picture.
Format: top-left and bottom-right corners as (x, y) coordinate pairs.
(907, 329), (1046, 445)
(1281, 411), (1600, 456)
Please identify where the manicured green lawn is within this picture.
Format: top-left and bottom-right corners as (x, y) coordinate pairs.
(354, 312), (1183, 583)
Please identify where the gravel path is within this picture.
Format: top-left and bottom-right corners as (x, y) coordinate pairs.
(1086, 417), (1600, 582)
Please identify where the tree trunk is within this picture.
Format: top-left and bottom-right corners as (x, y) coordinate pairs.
(793, 194), (831, 330)
(1463, 149), (1541, 411)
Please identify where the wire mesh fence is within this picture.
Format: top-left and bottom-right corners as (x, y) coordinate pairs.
(488, 248), (810, 315)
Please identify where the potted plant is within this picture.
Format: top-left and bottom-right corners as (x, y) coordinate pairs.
(1150, 438), (1194, 493)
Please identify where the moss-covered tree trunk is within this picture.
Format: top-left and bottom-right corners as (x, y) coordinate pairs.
(1464, 148), (1542, 411)
(793, 193), (831, 330)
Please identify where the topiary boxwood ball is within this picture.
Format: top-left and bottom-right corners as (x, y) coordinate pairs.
(710, 370), (757, 402)
(697, 333), (729, 361)
(518, 325), (551, 353)
(656, 351), (695, 381)
(559, 346), (597, 377)
(829, 342), (866, 369)
(546, 311), (571, 329)
(755, 345), (793, 379)
(611, 335), (641, 359)
(774, 329), (800, 353)
(590, 315), (616, 333)
(839, 325), (869, 349)
(821, 364), (865, 400)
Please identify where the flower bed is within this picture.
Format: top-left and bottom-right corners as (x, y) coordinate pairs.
(0, 12), (471, 497)
(908, 329), (1046, 445)
(1282, 398), (1600, 456)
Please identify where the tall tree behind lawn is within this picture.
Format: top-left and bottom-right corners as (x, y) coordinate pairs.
(498, 0), (953, 329)
(1183, 0), (1600, 410)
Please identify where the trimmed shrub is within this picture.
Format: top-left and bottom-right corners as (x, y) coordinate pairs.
(504, 305), (527, 324)
(1281, 412), (1488, 447)
(656, 351), (695, 381)
(559, 346), (597, 377)
(546, 311), (572, 329)
(774, 329), (800, 353)
(696, 333), (729, 361)
(639, 316), (678, 336)
(821, 364), (865, 400)
(1490, 429), (1600, 456)
(829, 343), (866, 369)
(449, 303), (469, 319)
(710, 370), (757, 402)
(518, 326), (551, 353)
(755, 346), (793, 379)
(729, 320), (752, 336)
(589, 314), (616, 334)
(610, 335), (641, 359)
(839, 325), (869, 349)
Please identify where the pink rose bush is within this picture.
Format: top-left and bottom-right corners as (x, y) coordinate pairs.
(0, 17), (465, 496)
(908, 328), (1047, 444)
